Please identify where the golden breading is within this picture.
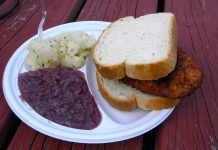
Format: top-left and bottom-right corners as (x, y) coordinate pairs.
(121, 49), (203, 99)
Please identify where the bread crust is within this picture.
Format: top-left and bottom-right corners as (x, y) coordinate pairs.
(126, 54), (177, 80)
(93, 13), (177, 80)
(136, 95), (179, 110)
(96, 72), (179, 111)
(96, 72), (137, 111)
(94, 60), (126, 80)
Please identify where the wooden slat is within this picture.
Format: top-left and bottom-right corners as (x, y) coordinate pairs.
(31, 133), (47, 150)
(42, 136), (61, 149)
(0, 112), (19, 149)
(77, 0), (158, 21)
(7, 124), (37, 150)
(156, 0), (218, 149)
(85, 144), (98, 150)
(135, 0), (159, 17)
(9, 123), (143, 150)
(125, 136), (143, 150)
(58, 141), (72, 150)
(7, 0), (159, 149)
(0, 0), (85, 148)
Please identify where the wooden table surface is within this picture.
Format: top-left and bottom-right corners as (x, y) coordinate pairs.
(0, 0), (217, 149)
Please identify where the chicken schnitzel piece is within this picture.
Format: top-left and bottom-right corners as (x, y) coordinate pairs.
(121, 49), (203, 99)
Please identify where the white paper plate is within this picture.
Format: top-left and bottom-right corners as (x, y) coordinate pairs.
(2, 21), (174, 143)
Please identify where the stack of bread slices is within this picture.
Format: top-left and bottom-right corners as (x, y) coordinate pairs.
(93, 13), (180, 111)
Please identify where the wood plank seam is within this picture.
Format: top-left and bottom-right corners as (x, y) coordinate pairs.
(28, 131), (38, 149)
(157, 0), (165, 12)
(67, 0), (87, 22)
(133, 0), (139, 16)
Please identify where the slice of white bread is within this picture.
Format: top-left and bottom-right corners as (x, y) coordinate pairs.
(96, 72), (179, 111)
(94, 13), (177, 80)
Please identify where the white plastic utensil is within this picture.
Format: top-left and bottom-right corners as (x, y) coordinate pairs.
(37, 0), (47, 38)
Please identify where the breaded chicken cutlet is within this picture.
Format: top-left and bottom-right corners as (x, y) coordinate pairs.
(121, 49), (203, 99)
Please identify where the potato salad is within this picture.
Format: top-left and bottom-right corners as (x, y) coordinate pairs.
(25, 31), (96, 70)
